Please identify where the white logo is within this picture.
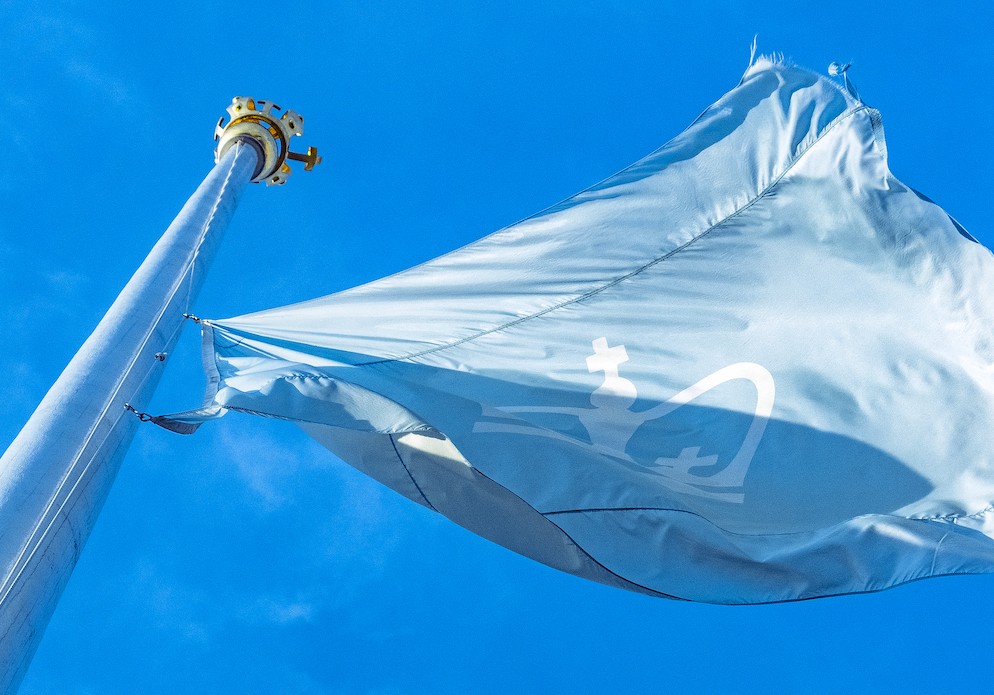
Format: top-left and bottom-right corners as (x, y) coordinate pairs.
(473, 338), (775, 503)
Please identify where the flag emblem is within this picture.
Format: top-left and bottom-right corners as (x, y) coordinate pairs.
(474, 339), (774, 502)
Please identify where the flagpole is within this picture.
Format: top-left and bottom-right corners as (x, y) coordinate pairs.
(0, 97), (319, 691)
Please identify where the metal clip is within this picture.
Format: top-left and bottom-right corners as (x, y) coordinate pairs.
(123, 403), (152, 422)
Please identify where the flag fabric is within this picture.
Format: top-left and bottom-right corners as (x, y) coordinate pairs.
(158, 57), (994, 603)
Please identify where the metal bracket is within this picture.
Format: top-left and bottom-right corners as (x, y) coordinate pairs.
(214, 97), (322, 186)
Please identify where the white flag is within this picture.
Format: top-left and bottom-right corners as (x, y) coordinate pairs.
(159, 58), (994, 603)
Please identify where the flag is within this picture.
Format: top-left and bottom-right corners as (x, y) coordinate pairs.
(158, 57), (994, 603)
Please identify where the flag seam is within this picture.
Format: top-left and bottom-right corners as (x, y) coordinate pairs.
(387, 434), (438, 511)
(542, 506), (955, 538)
(432, 447), (679, 599)
(348, 104), (872, 367)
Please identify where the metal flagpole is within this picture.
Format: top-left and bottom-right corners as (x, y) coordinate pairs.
(0, 97), (319, 691)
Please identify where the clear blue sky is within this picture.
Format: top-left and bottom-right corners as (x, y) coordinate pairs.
(3, 1), (994, 692)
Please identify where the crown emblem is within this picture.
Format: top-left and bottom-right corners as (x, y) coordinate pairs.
(473, 338), (775, 503)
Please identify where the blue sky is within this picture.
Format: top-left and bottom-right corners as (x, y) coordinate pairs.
(3, 1), (994, 692)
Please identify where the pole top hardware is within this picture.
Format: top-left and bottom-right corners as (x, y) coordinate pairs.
(214, 97), (322, 186)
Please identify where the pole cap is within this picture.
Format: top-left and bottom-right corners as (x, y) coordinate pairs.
(214, 97), (321, 186)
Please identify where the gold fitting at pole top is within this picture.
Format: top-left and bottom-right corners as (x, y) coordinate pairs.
(214, 97), (322, 186)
